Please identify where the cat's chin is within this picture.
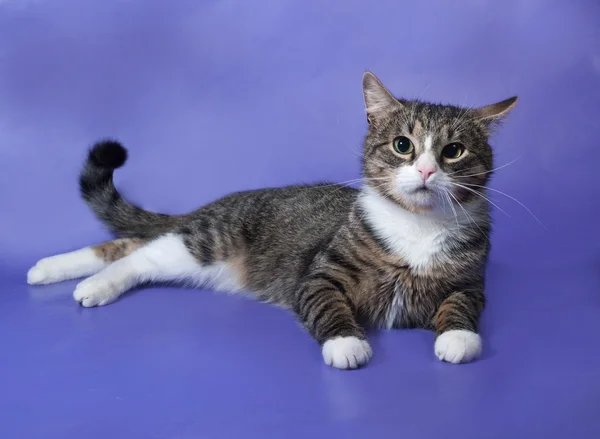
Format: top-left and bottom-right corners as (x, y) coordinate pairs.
(385, 194), (438, 214)
(398, 189), (439, 212)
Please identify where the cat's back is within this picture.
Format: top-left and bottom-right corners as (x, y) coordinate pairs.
(276, 182), (359, 216)
(204, 182), (358, 221)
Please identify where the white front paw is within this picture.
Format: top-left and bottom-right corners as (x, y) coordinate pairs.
(435, 330), (482, 364)
(322, 336), (372, 369)
(73, 277), (119, 307)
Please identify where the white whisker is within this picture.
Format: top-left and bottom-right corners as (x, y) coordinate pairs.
(450, 155), (522, 178)
(316, 176), (390, 189)
(459, 182), (547, 230)
(447, 155), (521, 178)
(450, 104), (474, 132)
(448, 182), (510, 218)
(440, 188), (460, 229)
(446, 189), (489, 241)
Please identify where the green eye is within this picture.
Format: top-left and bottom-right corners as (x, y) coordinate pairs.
(393, 136), (414, 155)
(442, 143), (465, 159)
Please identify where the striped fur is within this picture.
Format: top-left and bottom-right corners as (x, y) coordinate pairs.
(28, 72), (517, 369)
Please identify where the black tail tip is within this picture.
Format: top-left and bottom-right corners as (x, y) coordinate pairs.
(88, 140), (128, 169)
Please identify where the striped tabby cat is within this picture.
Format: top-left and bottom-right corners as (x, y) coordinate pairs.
(27, 72), (517, 369)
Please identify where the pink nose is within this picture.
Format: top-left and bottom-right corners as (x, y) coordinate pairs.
(417, 165), (436, 181)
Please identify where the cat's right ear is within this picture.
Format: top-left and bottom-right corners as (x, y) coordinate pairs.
(362, 72), (400, 124)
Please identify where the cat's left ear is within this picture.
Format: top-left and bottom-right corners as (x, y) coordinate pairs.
(472, 96), (518, 125)
(362, 72), (401, 124)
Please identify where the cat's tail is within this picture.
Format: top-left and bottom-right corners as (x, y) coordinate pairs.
(79, 140), (182, 239)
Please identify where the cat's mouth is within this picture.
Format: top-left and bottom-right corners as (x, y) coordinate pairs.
(412, 185), (432, 193)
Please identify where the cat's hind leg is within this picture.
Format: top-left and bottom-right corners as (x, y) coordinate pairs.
(73, 233), (238, 307)
(27, 238), (145, 285)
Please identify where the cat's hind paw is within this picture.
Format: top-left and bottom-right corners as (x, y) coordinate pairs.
(322, 336), (372, 369)
(434, 329), (482, 364)
(73, 277), (119, 307)
(27, 258), (61, 285)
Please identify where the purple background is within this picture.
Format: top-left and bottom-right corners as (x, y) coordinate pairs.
(1, 1), (599, 438)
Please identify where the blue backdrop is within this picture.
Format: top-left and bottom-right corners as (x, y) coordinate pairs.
(1, 1), (599, 438)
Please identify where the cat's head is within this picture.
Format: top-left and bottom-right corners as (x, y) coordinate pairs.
(361, 72), (516, 213)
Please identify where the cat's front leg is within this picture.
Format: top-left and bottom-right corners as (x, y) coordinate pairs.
(294, 275), (371, 370)
(432, 290), (485, 364)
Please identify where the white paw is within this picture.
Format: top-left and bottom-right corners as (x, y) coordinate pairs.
(73, 277), (119, 307)
(27, 258), (61, 285)
(322, 336), (372, 369)
(435, 330), (482, 364)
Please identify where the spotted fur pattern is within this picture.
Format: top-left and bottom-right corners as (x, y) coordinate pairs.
(28, 72), (517, 369)
(92, 238), (146, 262)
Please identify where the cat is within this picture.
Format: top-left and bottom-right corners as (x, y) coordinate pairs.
(27, 72), (517, 369)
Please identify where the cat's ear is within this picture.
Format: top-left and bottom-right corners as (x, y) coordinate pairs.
(362, 72), (400, 123)
(472, 96), (518, 125)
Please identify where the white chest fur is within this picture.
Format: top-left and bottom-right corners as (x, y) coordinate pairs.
(358, 187), (473, 271)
